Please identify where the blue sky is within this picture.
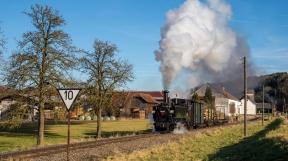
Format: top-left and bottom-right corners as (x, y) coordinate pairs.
(0, 0), (288, 90)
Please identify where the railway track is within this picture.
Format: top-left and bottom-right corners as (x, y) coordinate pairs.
(0, 117), (260, 160)
(0, 133), (158, 160)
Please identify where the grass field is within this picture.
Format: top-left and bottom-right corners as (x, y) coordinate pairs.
(0, 119), (151, 152)
(106, 118), (288, 161)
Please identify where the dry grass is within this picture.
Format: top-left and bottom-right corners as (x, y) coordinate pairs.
(105, 119), (288, 161)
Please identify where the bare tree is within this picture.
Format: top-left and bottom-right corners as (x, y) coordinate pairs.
(0, 26), (6, 77)
(103, 91), (130, 117)
(80, 40), (133, 138)
(0, 27), (5, 56)
(204, 86), (214, 121)
(5, 4), (77, 146)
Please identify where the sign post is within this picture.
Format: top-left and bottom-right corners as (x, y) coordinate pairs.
(57, 89), (81, 161)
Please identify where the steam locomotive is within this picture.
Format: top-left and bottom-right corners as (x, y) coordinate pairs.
(152, 90), (204, 131)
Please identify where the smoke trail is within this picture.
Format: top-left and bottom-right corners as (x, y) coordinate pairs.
(155, 0), (250, 90)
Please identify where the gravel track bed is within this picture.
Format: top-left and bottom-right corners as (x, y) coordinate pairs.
(31, 133), (181, 161)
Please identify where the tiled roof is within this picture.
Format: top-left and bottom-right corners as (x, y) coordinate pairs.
(133, 93), (158, 104)
(194, 83), (239, 101)
(128, 91), (163, 98)
(218, 88), (239, 101)
(240, 96), (256, 104)
(256, 103), (272, 109)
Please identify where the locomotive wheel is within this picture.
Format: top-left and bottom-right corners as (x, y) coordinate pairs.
(169, 124), (175, 131)
(154, 126), (162, 132)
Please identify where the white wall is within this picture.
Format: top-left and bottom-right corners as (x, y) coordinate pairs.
(0, 100), (16, 119)
(228, 99), (241, 115)
(215, 97), (228, 115)
(215, 98), (241, 116)
(239, 99), (256, 115)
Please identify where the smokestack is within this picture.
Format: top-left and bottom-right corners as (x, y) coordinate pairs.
(163, 90), (169, 104)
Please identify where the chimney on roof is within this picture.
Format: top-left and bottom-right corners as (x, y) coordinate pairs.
(247, 89), (255, 101)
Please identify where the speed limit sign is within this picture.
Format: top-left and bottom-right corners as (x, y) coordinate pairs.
(57, 88), (81, 161)
(57, 89), (81, 111)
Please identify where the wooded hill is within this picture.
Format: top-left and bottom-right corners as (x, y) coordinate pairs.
(212, 72), (288, 111)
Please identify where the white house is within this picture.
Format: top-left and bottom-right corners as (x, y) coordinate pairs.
(193, 83), (241, 116)
(0, 96), (16, 120)
(238, 98), (256, 115)
(215, 97), (241, 116)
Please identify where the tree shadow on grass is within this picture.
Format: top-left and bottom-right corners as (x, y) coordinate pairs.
(208, 119), (288, 161)
(0, 120), (94, 134)
(0, 122), (63, 138)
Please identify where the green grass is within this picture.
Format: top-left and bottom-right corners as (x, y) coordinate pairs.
(0, 119), (151, 152)
(106, 118), (288, 161)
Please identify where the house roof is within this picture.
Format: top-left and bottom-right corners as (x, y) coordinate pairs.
(256, 103), (272, 109)
(239, 96), (256, 104)
(194, 83), (238, 101)
(132, 93), (158, 104)
(222, 90), (238, 100)
(128, 91), (163, 98)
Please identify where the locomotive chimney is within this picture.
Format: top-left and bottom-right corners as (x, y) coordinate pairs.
(163, 90), (169, 104)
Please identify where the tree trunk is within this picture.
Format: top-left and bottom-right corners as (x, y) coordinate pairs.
(37, 66), (45, 146)
(208, 108), (210, 120)
(96, 108), (102, 138)
(37, 98), (45, 146)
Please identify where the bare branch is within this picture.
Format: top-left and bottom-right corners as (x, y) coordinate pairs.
(80, 39), (134, 138)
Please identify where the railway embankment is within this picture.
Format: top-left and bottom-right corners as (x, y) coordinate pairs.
(1, 118), (285, 161)
(105, 118), (288, 161)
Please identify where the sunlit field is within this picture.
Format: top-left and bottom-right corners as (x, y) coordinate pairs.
(0, 119), (152, 152)
(105, 118), (288, 161)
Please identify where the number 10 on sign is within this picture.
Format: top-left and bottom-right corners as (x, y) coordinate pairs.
(58, 89), (80, 111)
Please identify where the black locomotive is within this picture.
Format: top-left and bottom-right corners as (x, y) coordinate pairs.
(152, 90), (204, 132)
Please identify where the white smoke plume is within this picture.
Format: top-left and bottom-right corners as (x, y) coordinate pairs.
(155, 0), (250, 90)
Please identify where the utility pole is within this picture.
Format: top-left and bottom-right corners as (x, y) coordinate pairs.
(274, 89), (277, 117)
(243, 56), (247, 137)
(283, 98), (285, 115)
(262, 85), (264, 126)
(284, 98), (286, 118)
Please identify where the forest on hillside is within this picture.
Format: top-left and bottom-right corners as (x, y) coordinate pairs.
(254, 72), (288, 112)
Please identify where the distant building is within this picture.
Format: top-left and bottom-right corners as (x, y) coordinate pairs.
(128, 91), (163, 102)
(120, 91), (159, 119)
(256, 103), (273, 113)
(193, 83), (241, 117)
(193, 84), (258, 116)
(239, 96), (257, 115)
(247, 89), (255, 102)
(0, 95), (16, 120)
(0, 87), (65, 121)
